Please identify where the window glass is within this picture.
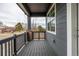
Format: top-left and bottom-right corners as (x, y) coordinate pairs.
(31, 17), (46, 31)
(47, 4), (56, 33)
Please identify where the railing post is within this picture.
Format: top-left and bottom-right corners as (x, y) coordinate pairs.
(1, 44), (3, 56)
(24, 32), (26, 44)
(45, 31), (46, 40)
(31, 32), (33, 40)
(38, 31), (40, 40)
(13, 34), (17, 56)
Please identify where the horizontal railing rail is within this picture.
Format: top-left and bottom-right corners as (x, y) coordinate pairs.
(0, 32), (27, 56)
(16, 33), (26, 52)
(0, 36), (14, 44)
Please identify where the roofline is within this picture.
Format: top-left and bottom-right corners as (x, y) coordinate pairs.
(17, 3), (30, 16)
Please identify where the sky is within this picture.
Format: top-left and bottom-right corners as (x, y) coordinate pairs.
(0, 3), (27, 27)
(0, 3), (46, 28)
(31, 17), (46, 28)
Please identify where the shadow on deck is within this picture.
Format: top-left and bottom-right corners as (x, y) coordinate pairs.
(17, 40), (57, 56)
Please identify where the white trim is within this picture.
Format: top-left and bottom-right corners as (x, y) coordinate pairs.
(46, 4), (56, 35)
(55, 4), (56, 35)
(47, 3), (56, 16)
(67, 3), (78, 56)
(67, 3), (72, 56)
(47, 31), (56, 35)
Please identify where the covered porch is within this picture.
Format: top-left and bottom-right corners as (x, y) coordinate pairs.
(0, 3), (68, 56)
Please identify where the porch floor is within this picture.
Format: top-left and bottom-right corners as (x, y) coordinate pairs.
(17, 40), (57, 56)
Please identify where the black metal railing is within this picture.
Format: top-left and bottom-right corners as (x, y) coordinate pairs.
(0, 32), (27, 56)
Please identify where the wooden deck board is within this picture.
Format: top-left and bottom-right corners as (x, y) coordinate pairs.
(17, 40), (57, 56)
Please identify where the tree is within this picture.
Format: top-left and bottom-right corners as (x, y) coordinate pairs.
(38, 25), (46, 31)
(0, 21), (3, 26)
(15, 22), (23, 32)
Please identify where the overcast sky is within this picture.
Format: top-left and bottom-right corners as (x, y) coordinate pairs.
(0, 3), (46, 28)
(0, 3), (27, 27)
(31, 17), (46, 28)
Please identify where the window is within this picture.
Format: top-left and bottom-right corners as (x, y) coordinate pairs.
(47, 4), (56, 34)
(31, 17), (46, 31)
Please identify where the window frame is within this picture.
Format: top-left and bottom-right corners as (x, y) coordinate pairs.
(47, 4), (56, 35)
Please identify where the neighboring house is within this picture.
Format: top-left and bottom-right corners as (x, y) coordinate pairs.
(0, 26), (15, 33)
(0, 28), (5, 33)
(4, 27), (15, 32)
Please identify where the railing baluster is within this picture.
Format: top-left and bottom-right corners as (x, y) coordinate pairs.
(32, 32), (33, 40)
(24, 32), (26, 44)
(1, 44), (3, 56)
(39, 32), (40, 40)
(10, 40), (11, 56)
(45, 32), (46, 39)
(5, 43), (7, 56)
(8, 41), (10, 56)
(11, 40), (13, 55)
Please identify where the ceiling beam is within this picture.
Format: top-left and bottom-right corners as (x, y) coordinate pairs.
(30, 12), (46, 17)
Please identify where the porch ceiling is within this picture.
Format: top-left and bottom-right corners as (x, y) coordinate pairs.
(22, 3), (52, 17)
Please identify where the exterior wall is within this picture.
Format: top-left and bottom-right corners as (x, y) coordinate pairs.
(46, 3), (67, 56)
